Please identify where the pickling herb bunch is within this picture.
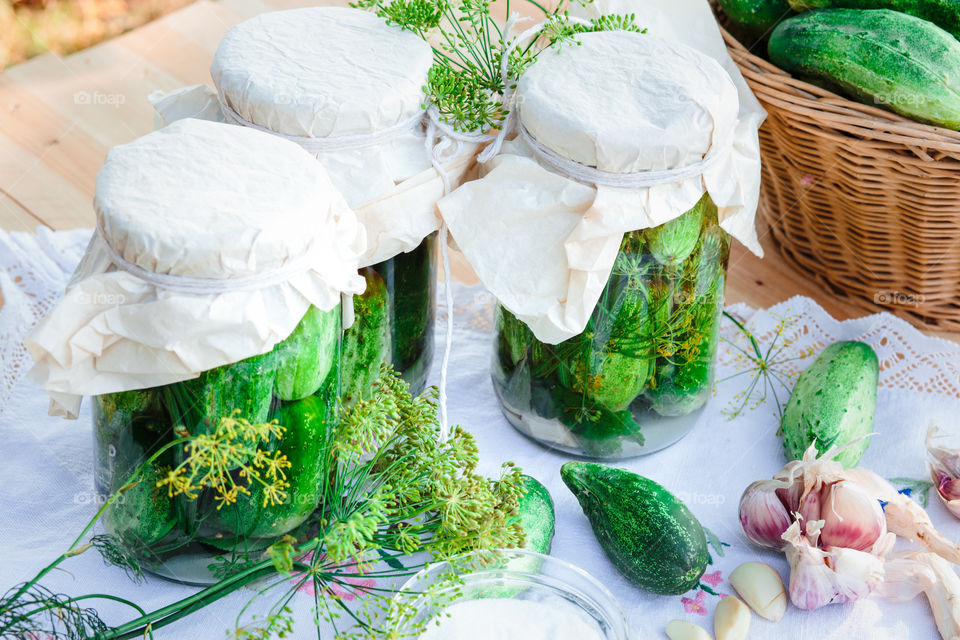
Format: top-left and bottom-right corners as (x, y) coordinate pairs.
(0, 368), (526, 639)
(353, 0), (645, 132)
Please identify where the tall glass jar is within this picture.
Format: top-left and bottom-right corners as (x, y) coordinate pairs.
(200, 7), (455, 399)
(493, 196), (729, 458)
(438, 31), (762, 459)
(93, 305), (341, 583)
(26, 118), (366, 584)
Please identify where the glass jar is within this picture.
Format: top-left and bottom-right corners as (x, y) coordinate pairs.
(343, 234), (435, 402)
(93, 304), (341, 585)
(492, 195), (729, 459)
(392, 550), (630, 639)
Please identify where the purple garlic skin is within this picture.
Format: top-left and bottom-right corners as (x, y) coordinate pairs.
(739, 480), (794, 550)
(927, 425), (960, 521)
(819, 480), (886, 551)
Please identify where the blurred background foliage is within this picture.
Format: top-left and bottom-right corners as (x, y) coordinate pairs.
(0, 0), (196, 69)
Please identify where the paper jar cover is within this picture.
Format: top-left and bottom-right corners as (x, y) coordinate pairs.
(26, 118), (366, 418)
(152, 7), (476, 268)
(439, 29), (765, 344)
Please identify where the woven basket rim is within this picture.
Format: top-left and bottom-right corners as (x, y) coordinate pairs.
(719, 25), (960, 154)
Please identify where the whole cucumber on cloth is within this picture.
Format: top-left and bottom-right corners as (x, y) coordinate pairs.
(781, 340), (878, 468)
(769, 9), (960, 130)
(561, 462), (709, 595)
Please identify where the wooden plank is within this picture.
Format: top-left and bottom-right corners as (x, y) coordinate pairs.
(0, 192), (45, 232)
(0, 130), (95, 230)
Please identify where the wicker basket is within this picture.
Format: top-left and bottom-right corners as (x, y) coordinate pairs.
(718, 24), (960, 331)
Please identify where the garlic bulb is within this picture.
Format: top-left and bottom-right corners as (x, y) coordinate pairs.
(927, 426), (960, 521)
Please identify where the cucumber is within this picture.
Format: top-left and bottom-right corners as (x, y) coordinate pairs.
(377, 235), (435, 387)
(517, 474), (555, 554)
(787, 0), (960, 42)
(719, 0), (795, 46)
(164, 351), (276, 434)
(496, 305), (535, 373)
(768, 9), (960, 130)
(274, 305), (340, 401)
(216, 393), (333, 539)
(561, 462), (709, 594)
(341, 268), (392, 405)
(106, 461), (177, 546)
(781, 340), (878, 468)
(645, 195), (707, 267)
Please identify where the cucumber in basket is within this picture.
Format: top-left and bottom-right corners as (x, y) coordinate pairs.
(768, 9), (960, 130)
(718, 0), (795, 47)
(786, 0), (960, 41)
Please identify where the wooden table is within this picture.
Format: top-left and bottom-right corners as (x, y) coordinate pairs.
(1, 0), (955, 343)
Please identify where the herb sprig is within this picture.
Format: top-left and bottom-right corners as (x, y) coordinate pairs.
(354, 0), (645, 132)
(0, 368), (526, 639)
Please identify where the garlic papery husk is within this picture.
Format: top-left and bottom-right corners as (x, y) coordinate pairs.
(819, 480), (887, 551)
(883, 551), (960, 640)
(739, 479), (794, 550)
(845, 467), (960, 564)
(927, 425), (960, 521)
(782, 520), (890, 610)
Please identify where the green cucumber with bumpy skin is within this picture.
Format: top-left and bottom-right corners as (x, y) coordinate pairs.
(768, 10), (960, 130)
(216, 392), (333, 539)
(561, 462), (709, 595)
(274, 305), (340, 401)
(341, 268), (392, 405)
(719, 0), (795, 47)
(781, 340), (878, 468)
(786, 0), (960, 42)
(645, 194), (707, 267)
(518, 474), (555, 554)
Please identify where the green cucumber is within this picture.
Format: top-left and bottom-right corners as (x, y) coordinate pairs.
(341, 268), (392, 405)
(787, 0), (960, 42)
(496, 305), (535, 372)
(719, 0), (795, 46)
(561, 462), (709, 594)
(781, 340), (878, 468)
(163, 351), (275, 434)
(378, 235), (435, 388)
(518, 474), (555, 554)
(274, 305), (340, 401)
(216, 393), (333, 539)
(106, 461), (177, 546)
(645, 195), (707, 267)
(768, 10), (960, 130)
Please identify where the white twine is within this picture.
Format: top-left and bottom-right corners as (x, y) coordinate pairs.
(424, 108), (494, 443)
(216, 91), (426, 154)
(95, 223), (316, 294)
(517, 120), (729, 187)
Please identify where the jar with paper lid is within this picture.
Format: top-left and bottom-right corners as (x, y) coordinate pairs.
(26, 119), (366, 583)
(440, 31), (764, 459)
(152, 7), (473, 402)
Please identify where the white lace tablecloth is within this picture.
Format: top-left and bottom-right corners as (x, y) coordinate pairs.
(2, 228), (960, 639)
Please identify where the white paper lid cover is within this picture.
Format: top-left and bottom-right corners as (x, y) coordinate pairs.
(95, 118), (351, 279)
(517, 31), (738, 173)
(211, 7), (433, 138)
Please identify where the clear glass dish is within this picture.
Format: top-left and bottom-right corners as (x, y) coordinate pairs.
(391, 550), (630, 639)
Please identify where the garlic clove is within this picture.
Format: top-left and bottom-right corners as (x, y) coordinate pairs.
(819, 480), (886, 551)
(714, 597), (750, 640)
(739, 480), (793, 550)
(728, 561), (787, 622)
(927, 425), (960, 478)
(665, 620), (713, 640)
(931, 465), (960, 520)
(798, 483), (824, 524)
(846, 467), (960, 564)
